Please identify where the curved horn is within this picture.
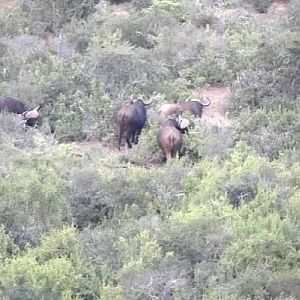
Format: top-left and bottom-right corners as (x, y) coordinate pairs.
(198, 96), (211, 106)
(141, 98), (153, 106)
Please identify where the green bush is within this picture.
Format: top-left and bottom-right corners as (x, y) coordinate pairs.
(154, 25), (205, 78)
(21, 0), (99, 36)
(68, 168), (114, 229)
(184, 125), (233, 161)
(233, 109), (300, 160)
(183, 0), (218, 29)
(1, 0), (300, 297)
(222, 213), (299, 272)
(0, 151), (69, 247)
(132, 0), (153, 10)
(0, 226), (18, 264)
(120, 8), (178, 48)
(0, 227), (99, 299)
(119, 257), (194, 299)
(0, 6), (27, 37)
(267, 273), (300, 299)
(288, 0), (300, 29)
(152, 0), (186, 21)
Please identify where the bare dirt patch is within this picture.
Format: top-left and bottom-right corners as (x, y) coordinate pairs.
(251, 0), (288, 18)
(215, 0), (288, 19)
(111, 2), (131, 18)
(267, 0), (287, 15)
(72, 139), (164, 169)
(72, 139), (119, 154)
(193, 86), (231, 127)
(0, 0), (15, 9)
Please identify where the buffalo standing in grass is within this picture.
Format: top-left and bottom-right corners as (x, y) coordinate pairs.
(157, 115), (190, 162)
(0, 96), (27, 114)
(117, 98), (153, 149)
(158, 97), (211, 118)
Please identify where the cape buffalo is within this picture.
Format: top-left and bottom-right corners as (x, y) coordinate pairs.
(158, 97), (211, 118)
(117, 98), (153, 149)
(22, 104), (43, 128)
(157, 115), (190, 162)
(0, 96), (27, 114)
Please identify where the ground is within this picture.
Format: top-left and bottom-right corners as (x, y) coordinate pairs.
(111, 2), (132, 18)
(194, 86), (231, 127)
(0, 0), (15, 9)
(267, 0), (287, 15)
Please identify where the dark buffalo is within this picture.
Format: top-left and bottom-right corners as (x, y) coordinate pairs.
(158, 97), (211, 118)
(0, 96), (27, 114)
(117, 98), (153, 149)
(157, 115), (190, 162)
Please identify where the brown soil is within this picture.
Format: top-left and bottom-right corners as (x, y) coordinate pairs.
(251, 0), (288, 18)
(267, 0), (287, 15)
(111, 2), (131, 18)
(72, 139), (119, 154)
(215, 0), (288, 19)
(193, 86), (231, 127)
(0, 0), (15, 9)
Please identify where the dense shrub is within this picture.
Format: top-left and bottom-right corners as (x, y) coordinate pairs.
(152, 0), (186, 21)
(0, 141), (69, 247)
(0, 228), (100, 299)
(267, 274), (300, 299)
(183, 0), (218, 29)
(0, 227), (18, 264)
(288, 0), (300, 29)
(68, 169), (113, 229)
(233, 109), (300, 160)
(119, 8), (178, 48)
(20, 0), (99, 36)
(119, 257), (194, 299)
(1, 0), (300, 297)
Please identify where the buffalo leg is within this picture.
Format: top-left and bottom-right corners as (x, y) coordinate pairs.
(126, 138), (132, 149)
(118, 135), (122, 150)
(133, 129), (142, 144)
(171, 149), (177, 158)
(125, 131), (133, 149)
(162, 151), (168, 163)
(179, 147), (186, 159)
(131, 130), (136, 144)
(118, 130), (123, 150)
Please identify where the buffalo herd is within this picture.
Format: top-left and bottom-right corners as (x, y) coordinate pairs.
(158, 97), (211, 118)
(1, 95), (211, 162)
(117, 97), (211, 162)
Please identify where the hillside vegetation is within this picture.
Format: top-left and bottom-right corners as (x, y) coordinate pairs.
(1, 0), (300, 299)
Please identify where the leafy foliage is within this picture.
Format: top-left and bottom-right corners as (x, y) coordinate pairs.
(1, 0), (300, 298)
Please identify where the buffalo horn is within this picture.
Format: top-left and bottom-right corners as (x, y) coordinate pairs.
(198, 96), (211, 106)
(141, 98), (153, 106)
